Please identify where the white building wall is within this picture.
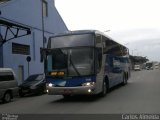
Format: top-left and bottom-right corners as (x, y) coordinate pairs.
(0, 0), (68, 84)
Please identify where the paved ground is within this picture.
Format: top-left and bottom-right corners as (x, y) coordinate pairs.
(0, 69), (160, 114)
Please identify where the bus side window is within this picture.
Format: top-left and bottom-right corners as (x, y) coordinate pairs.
(113, 57), (120, 68)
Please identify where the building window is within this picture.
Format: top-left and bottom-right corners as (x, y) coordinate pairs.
(12, 43), (30, 55)
(43, 0), (48, 17)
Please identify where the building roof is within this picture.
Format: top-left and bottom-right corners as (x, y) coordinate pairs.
(0, 18), (31, 46)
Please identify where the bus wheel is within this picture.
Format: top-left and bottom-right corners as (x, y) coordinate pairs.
(3, 92), (12, 103)
(122, 74), (127, 85)
(99, 81), (107, 97)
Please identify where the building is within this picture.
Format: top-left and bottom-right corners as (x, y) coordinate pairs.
(0, 0), (68, 84)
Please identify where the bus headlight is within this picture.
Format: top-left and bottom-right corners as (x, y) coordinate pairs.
(88, 89), (92, 93)
(82, 82), (95, 86)
(46, 90), (49, 93)
(47, 83), (55, 87)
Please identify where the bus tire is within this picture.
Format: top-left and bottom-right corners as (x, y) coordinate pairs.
(99, 80), (108, 97)
(122, 73), (127, 85)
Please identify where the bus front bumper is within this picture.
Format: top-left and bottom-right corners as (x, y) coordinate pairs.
(46, 85), (96, 95)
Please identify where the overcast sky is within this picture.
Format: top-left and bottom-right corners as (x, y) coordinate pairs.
(55, 0), (160, 61)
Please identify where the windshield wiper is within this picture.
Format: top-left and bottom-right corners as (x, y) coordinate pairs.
(69, 56), (81, 76)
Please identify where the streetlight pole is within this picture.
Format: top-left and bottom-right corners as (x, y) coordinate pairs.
(104, 30), (111, 33)
(124, 43), (129, 46)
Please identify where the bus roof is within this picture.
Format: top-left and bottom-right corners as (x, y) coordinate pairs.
(51, 30), (127, 47)
(51, 30), (100, 37)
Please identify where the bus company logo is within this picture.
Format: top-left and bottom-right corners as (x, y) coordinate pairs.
(2, 113), (18, 120)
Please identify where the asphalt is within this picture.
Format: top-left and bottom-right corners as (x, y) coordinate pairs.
(0, 69), (160, 114)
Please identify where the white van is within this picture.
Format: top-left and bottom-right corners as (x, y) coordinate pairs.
(154, 64), (159, 69)
(0, 68), (19, 103)
(134, 65), (141, 71)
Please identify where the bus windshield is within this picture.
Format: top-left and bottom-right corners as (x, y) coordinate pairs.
(50, 34), (94, 48)
(47, 47), (94, 77)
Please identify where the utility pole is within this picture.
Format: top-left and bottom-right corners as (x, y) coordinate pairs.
(41, 0), (45, 48)
(41, 0), (46, 75)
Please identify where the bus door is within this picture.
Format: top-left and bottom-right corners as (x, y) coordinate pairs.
(112, 56), (123, 85)
(105, 55), (116, 87)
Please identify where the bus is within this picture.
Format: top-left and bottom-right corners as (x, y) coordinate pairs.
(41, 30), (130, 98)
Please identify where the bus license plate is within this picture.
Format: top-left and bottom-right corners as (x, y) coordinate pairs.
(64, 89), (72, 94)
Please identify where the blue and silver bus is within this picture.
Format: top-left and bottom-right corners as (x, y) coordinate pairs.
(41, 30), (130, 97)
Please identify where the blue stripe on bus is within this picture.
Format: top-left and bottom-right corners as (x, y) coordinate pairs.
(46, 75), (96, 87)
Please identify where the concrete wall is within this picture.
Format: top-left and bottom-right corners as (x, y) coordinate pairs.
(0, 0), (68, 84)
